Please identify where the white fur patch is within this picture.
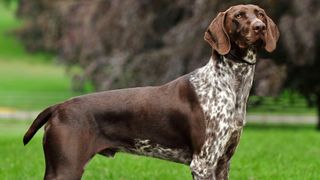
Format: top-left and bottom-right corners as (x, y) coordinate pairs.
(243, 49), (257, 64)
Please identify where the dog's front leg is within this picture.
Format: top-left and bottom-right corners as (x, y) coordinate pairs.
(189, 128), (238, 180)
(190, 134), (219, 180)
(214, 130), (242, 180)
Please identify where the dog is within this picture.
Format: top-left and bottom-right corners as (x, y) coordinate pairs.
(24, 4), (279, 180)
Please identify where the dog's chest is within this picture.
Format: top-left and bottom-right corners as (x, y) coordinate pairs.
(189, 56), (255, 153)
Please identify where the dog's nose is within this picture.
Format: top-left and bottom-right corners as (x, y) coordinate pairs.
(253, 22), (266, 33)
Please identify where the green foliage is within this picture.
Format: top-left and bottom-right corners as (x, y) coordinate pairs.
(0, 2), (80, 110)
(248, 91), (316, 115)
(0, 2), (54, 62)
(1, 121), (319, 179)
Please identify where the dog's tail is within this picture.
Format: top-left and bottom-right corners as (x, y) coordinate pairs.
(23, 105), (57, 145)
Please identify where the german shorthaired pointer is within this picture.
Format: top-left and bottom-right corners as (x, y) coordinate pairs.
(24, 4), (279, 180)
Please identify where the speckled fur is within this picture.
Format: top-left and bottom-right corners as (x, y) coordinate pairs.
(189, 50), (256, 180)
(121, 139), (192, 164)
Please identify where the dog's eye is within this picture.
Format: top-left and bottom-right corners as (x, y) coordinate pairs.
(235, 14), (242, 19)
(258, 13), (264, 18)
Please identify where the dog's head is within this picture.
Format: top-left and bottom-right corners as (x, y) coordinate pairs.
(204, 4), (279, 55)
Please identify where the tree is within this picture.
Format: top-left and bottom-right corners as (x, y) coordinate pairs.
(16, 0), (285, 90)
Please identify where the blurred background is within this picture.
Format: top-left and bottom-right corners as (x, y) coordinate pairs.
(0, 0), (319, 179)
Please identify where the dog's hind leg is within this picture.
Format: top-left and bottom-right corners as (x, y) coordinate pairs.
(42, 119), (99, 180)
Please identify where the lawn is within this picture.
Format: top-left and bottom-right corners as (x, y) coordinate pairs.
(0, 59), (77, 110)
(0, 120), (319, 179)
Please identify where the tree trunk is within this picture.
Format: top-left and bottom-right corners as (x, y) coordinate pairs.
(317, 95), (320, 130)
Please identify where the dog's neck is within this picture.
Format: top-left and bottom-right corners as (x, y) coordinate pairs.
(220, 46), (257, 65)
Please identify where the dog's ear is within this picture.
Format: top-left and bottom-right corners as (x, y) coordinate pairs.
(264, 16), (280, 52)
(204, 12), (230, 55)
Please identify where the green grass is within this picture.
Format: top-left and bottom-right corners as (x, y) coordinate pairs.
(1, 121), (319, 179)
(0, 59), (78, 110)
(231, 124), (320, 179)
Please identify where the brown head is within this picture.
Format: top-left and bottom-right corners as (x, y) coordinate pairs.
(204, 4), (279, 55)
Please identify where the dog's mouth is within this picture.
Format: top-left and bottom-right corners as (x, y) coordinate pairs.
(249, 38), (265, 49)
(232, 30), (266, 50)
(245, 33), (266, 48)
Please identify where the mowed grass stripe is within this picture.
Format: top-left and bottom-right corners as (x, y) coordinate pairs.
(0, 59), (77, 110)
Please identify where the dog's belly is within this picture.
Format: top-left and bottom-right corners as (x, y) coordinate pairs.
(120, 139), (192, 165)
